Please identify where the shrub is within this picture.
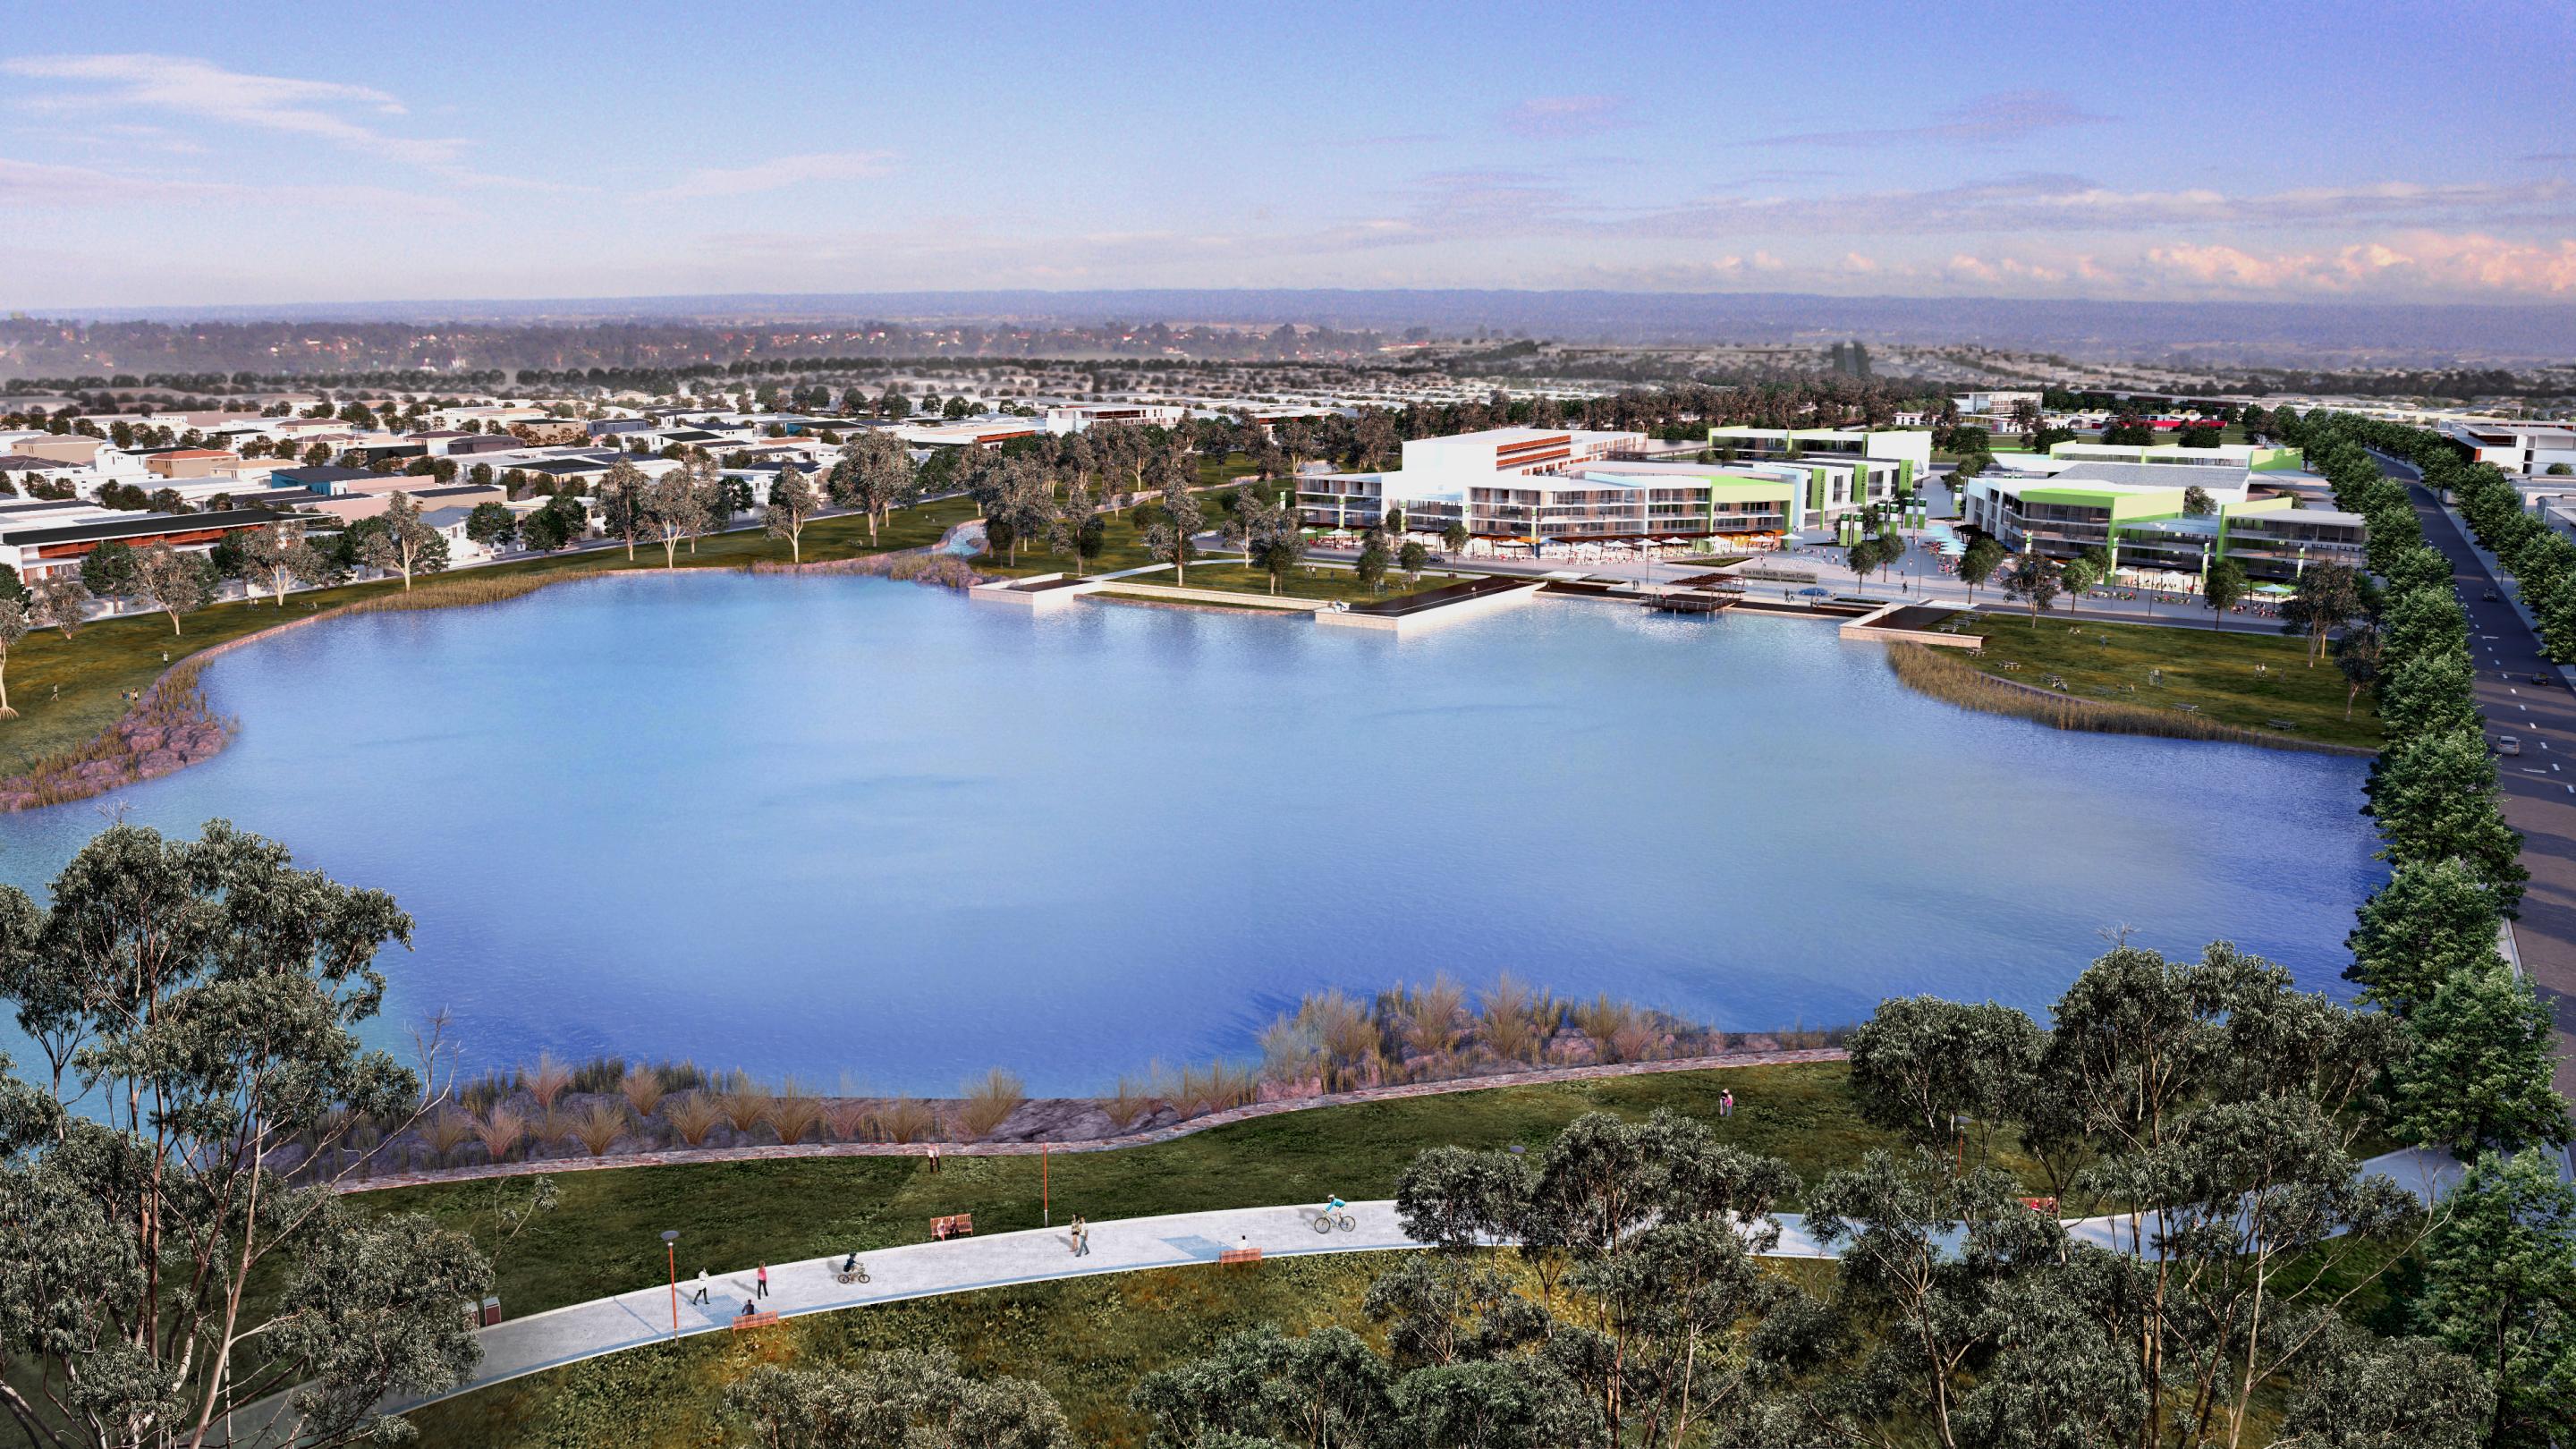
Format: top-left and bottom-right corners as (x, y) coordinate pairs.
(666, 1092), (723, 1148)
(475, 1104), (529, 1164)
(958, 1068), (1026, 1139)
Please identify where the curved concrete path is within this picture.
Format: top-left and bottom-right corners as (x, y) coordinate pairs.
(329, 1143), (2462, 1428)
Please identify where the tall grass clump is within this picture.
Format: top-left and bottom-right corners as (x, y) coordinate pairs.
(666, 1092), (723, 1148)
(1883, 642), (2329, 750)
(620, 1066), (667, 1121)
(1102, 1072), (1157, 1131)
(716, 1074), (774, 1136)
(958, 1068), (1026, 1139)
(523, 1052), (574, 1113)
(872, 1097), (941, 1144)
(769, 1079), (823, 1146)
(474, 1104), (528, 1164)
(420, 1111), (475, 1167)
(1479, 973), (1547, 1064)
(573, 1101), (628, 1157)
(1404, 975), (1467, 1057)
(823, 1098), (869, 1143)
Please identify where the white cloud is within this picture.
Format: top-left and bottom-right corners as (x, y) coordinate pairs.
(1500, 96), (1633, 140)
(648, 150), (896, 199)
(0, 52), (559, 189)
(1752, 90), (2108, 148)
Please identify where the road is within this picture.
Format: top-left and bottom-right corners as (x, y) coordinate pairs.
(2391, 456), (2576, 1101)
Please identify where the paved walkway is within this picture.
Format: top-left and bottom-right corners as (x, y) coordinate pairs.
(290, 1144), (2460, 1432)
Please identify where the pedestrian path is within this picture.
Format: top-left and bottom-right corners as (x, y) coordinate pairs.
(360, 1146), (2462, 1419)
(206, 1145), (2471, 1443)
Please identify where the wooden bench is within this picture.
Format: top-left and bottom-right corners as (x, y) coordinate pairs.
(1218, 1247), (1264, 1267)
(929, 1213), (975, 1241)
(731, 1309), (781, 1332)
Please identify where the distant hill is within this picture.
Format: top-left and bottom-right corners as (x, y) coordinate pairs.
(35, 290), (2576, 367)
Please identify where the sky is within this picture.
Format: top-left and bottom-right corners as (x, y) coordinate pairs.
(3, 0), (2572, 310)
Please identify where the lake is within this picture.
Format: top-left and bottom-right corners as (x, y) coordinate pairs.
(0, 574), (2383, 1094)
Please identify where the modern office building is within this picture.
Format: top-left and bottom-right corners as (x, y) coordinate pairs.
(1042, 402), (1187, 434)
(2046, 440), (2305, 471)
(1295, 428), (1843, 546)
(1958, 465), (2365, 583)
(2437, 420), (2576, 476)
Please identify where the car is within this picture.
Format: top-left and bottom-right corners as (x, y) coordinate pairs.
(1796, 586), (1832, 597)
(2497, 735), (2523, 757)
(2536, 674), (2560, 687)
(2483, 588), (2501, 600)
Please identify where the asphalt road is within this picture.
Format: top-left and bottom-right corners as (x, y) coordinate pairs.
(2397, 462), (2576, 1101)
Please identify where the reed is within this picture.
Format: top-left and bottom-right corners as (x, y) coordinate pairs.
(572, 1101), (628, 1157)
(568, 1055), (628, 1095)
(871, 1097), (940, 1144)
(1608, 1021), (1660, 1064)
(1572, 994), (1640, 1061)
(957, 1068), (1026, 1139)
(666, 1091), (723, 1148)
(1300, 990), (1380, 1088)
(474, 1104), (529, 1164)
(1258, 1018), (1318, 1084)
(619, 1066), (667, 1121)
(524, 1052), (574, 1113)
(1883, 642), (2331, 750)
(769, 1080), (823, 1146)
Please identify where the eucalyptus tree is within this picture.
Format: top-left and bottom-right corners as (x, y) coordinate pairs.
(2000, 552), (2060, 625)
(764, 463), (821, 564)
(597, 456), (648, 561)
(31, 574), (89, 639)
(2201, 557), (2249, 628)
(830, 430), (918, 545)
(1141, 452), (1205, 585)
(0, 819), (488, 1449)
(1355, 530), (1392, 594)
(1958, 535), (2005, 598)
(1046, 484), (1105, 577)
(0, 597), (25, 718)
(130, 541), (211, 634)
(2283, 562), (2367, 665)
(239, 520), (326, 607)
(356, 492), (445, 591)
(640, 467), (707, 568)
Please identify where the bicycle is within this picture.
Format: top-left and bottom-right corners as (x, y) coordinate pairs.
(1312, 1211), (1356, 1233)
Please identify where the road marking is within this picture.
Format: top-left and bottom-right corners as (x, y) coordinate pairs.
(2512, 688), (2521, 695)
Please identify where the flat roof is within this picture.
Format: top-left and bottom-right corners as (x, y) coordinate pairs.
(1, 507), (287, 547)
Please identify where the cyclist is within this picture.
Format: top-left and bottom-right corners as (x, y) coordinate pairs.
(1323, 1193), (1346, 1216)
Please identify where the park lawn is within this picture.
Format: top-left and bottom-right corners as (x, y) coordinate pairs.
(357, 1062), (1961, 1322)
(1953, 611), (2381, 750)
(0, 497), (979, 774)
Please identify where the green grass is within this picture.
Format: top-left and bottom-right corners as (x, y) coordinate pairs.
(1114, 563), (1470, 606)
(0, 498), (979, 775)
(1953, 612), (2380, 750)
(404, 1254), (1393, 1449)
(360, 1063), (1934, 1322)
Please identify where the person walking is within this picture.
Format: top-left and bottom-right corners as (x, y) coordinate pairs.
(1720, 1089), (1735, 1118)
(755, 1264), (768, 1300)
(1068, 1215), (1086, 1255)
(926, 1145), (939, 1175)
(691, 1269), (710, 1305)
(1078, 1223), (1091, 1257)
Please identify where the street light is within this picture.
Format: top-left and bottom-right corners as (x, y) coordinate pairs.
(661, 1230), (680, 1335)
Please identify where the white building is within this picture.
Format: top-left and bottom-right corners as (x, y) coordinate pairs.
(2439, 420), (2576, 476)
(1043, 402), (1186, 434)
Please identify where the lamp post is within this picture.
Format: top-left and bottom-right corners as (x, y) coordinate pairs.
(661, 1230), (679, 1335)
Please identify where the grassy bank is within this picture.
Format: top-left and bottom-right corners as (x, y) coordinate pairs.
(358, 1062), (1957, 1321)
(405, 1254), (1394, 1449)
(1113, 562), (1470, 606)
(1932, 612), (2379, 750)
(1886, 643), (2362, 752)
(0, 497), (979, 778)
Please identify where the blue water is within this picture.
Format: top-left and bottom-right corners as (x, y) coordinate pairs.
(0, 576), (2383, 1094)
